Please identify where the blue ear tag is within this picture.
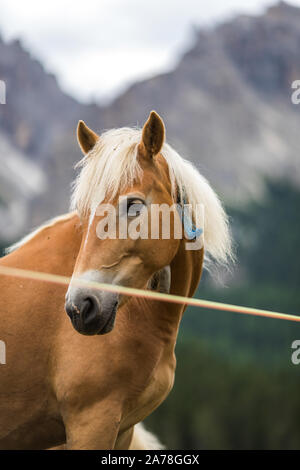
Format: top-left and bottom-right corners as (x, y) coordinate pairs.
(183, 212), (203, 240)
(176, 201), (203, 240)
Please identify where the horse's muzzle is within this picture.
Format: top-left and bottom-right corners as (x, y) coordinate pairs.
(65, 291), (119, 336)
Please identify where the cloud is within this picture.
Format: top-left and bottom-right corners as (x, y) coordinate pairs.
(0, 0), (298, 102)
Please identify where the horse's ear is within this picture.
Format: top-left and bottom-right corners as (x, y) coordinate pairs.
(141, 111), (165, 158)
(77, 120), (99, 154)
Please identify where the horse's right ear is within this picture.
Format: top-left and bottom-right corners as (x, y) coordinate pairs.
(77, 120), (99, 154)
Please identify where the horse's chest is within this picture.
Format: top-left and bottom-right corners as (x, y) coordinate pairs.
(124, 354), (175, 426)
(143, 361), (175, 407)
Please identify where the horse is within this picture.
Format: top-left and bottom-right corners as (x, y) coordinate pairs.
(0, 111), (232, 449)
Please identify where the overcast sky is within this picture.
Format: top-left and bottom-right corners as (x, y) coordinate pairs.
(0, 0), (299, 103)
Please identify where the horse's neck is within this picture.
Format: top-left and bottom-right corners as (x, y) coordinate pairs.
(167, 241), (204, 330)
(129, 242), (204, 346)
(171, 242), (204, 299)
(4, 214), (82, 277)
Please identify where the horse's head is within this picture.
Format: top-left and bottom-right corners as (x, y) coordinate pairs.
(65, 111), (232, 335)
(65, 112), (182, 335)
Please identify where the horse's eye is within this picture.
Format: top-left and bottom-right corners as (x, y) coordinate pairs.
(127, 199), (145, 217)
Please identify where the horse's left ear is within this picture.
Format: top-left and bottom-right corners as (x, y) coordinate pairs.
(77, 120), (99, 154)
(141, 110), (165, 158)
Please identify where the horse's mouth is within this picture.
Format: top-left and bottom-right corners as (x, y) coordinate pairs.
(96, 300), (118, 335)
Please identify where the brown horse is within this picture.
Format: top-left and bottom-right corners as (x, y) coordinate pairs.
(0, 111), (232, 449)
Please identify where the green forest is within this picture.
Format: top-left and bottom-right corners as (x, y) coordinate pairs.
(1, 179), (300, 449)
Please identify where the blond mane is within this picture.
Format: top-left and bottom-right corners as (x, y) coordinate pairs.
(71, 127), (233, 267)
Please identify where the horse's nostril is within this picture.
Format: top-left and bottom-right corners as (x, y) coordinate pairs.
(65, 301), (76, 320)
(65, 297), (98, 321)
(81, 296), (100, 324)
(81, 298), (93, 316)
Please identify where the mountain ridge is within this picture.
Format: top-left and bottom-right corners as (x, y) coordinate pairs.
(0, 1), (300, 238)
